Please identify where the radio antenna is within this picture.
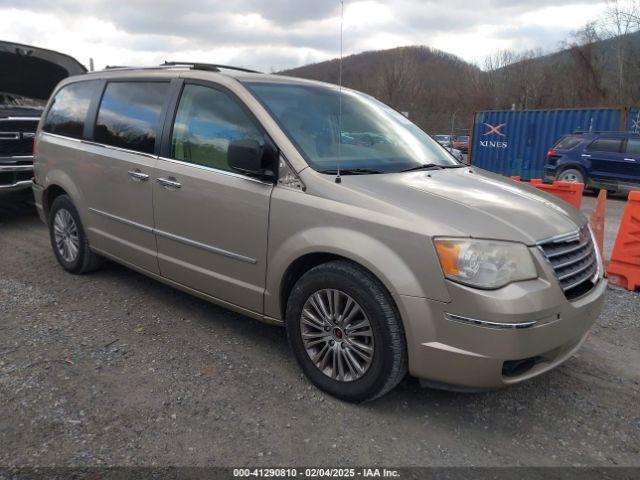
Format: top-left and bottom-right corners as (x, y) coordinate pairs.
(335, 0), (344, 184)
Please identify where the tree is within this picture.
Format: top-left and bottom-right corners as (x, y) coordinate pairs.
(563, 22), (607, 105)
(377, 48), (421, 108)
(598, 0), (640, 103)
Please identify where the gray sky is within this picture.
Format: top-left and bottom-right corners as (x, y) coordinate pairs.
(0, 0), (607, 71)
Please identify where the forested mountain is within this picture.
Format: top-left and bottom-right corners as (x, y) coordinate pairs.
(280, 31), (640, 133)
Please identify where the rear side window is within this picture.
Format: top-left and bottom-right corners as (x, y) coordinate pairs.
(42, 81), (97, 139)
(587, 138), (622, 153)
(170, 84), (264, 172)
(553, 135), (581, 150)
(94, 82), (169, 154)
(625, 138), (640, 155)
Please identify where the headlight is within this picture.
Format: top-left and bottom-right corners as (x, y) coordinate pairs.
(434, 238), (537, 289)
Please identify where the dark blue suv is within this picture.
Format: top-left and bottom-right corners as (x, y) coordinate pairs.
(543, 131), (640, 192)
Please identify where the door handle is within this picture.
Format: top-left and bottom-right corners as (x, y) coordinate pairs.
(128, 169), (149, 182)
(581, 154), (591, 158)
(624, 158), (637, 162)
(157, 177), (181, 189)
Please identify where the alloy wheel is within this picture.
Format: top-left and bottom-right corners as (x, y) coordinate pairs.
(53, 209), (80, 263)
(300, 289), (374, 382)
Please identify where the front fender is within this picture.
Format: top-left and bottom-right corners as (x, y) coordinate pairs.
(264, 223), (451, 321)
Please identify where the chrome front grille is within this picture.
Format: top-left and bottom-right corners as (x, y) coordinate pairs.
(0, 118), (39, 156)
(539, 226), (599, 300)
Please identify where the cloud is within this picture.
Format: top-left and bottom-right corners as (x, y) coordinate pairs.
(0, 0), (608, 71)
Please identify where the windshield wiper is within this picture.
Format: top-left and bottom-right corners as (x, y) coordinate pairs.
(319, 168), (384, 175)
(400, 163), (445, 172)
(401, 163), (467, 172)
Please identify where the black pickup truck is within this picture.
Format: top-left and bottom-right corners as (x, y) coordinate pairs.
(1, 40), (85, 194)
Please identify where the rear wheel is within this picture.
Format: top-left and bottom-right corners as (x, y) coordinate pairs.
(48, 195), (103, 274)
(285, 260), (407, 403)
(557, 168), (585, 184)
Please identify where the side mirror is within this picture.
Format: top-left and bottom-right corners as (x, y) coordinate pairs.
(228, 139), (276, 180)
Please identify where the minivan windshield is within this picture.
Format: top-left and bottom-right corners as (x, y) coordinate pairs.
(245, 82), (460, 173)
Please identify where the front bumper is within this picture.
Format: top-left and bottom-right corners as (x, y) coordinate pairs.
(398, 263), (607, 390)
(0, 157), (34, 192)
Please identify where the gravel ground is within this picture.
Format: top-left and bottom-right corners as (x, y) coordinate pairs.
(1, 197), (639, 467)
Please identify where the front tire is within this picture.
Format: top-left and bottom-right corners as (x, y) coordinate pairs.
(48, 195), (103, 274)
(285, 260), (407, 402)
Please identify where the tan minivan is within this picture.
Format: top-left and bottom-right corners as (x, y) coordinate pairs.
(32, 63), (606, 402)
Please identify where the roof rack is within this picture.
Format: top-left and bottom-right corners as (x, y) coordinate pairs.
(161, 61), (262, 74)
(98, 62), (262, 74)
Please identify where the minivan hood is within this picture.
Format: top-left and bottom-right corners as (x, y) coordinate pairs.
(0, 40), (86, 101)
(334, 167), (586, 245)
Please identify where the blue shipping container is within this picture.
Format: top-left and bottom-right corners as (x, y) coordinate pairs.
(470, 108), (635, 179)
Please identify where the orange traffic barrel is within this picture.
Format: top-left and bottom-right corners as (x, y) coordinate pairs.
(607, 191), (640, 291)
(531, 180), (584, 209)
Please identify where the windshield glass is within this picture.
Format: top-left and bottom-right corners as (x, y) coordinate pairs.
(244, 82), (460, 173)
